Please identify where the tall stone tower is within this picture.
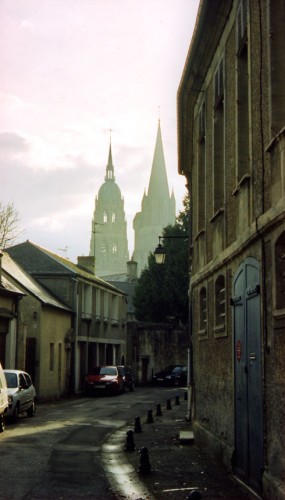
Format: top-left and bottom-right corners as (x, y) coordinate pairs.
(132, 121), (176, 275)
(89, 143), (129, 277)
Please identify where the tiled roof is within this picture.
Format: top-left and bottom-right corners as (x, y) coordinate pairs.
(2, 252), (72, 311)
(7, 241), (125, 295)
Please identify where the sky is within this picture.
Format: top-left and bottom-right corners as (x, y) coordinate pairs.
(0, 0), (200, 262)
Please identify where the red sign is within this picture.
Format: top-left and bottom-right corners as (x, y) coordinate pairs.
(236, 340), (242, 362)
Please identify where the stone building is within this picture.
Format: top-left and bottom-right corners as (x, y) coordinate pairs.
(1, 251), (72, 400)
(89, 142), (129, 277)
(132, 121), (176, 275)
(7, 241), (127, 393)
(177, 1), (285, 498)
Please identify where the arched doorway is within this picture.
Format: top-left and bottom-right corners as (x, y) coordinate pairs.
(232, 257), (263, 492)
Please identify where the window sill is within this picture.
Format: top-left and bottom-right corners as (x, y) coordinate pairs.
(232, 174), (251, 196)
(214, 324), (227, 338)
(210, 207), (224, 223)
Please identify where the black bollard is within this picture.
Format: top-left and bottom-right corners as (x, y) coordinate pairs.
(175, 394), (180, 406)
(146, 409), (154, 423)
(166, 398), (172, 410)
(156, 403), (162, 416)
(138, 446), (152, 474)
(124, 429), (135, 451)
(134, 415), (142, 433)
(187, 490), (202, 499)
(184, 390), (188, 401)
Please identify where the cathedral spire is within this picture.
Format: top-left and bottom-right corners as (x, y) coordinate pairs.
(105, 142), (115, 181)
(147, 120), (170, 198)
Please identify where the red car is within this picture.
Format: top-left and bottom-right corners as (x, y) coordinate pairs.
(85, 366), (125, 395)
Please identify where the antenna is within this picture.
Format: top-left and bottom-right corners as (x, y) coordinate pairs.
(58, 246), (69, 258)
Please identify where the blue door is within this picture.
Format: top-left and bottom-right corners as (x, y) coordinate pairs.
(232, 257), (263, 491)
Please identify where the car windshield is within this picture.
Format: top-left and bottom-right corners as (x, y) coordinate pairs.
(172, 367), (182, 374)
(4, 372), (18, 388)
(92, 367), (117, 376)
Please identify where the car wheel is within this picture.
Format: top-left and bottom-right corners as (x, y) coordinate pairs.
(27, 400), (36, 417)
(0, 414), (5, 432)
(12, 404), (19, 422)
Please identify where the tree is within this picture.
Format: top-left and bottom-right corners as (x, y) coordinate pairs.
(0, 202), (23, 250)
(134, 195), (189, 324)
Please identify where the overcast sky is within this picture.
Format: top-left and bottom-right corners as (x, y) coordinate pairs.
(0, 0), (199, 262)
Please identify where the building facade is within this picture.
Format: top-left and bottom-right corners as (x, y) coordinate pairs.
(177, 1), (285, 498)
(132, 121), (176, 275)
(89, 143), (129, 277)
(7, 242), (127, 394)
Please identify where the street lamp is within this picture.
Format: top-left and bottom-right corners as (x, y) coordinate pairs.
(154, 235), (188, 264)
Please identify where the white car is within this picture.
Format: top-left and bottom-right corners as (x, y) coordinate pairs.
(4, 370), (36, 421)
(0, 363), (8, 432)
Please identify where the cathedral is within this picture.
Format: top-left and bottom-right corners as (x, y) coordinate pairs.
(89, 121), (175, 277)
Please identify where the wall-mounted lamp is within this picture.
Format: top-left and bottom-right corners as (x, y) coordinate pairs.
(154, 235), (188, 264)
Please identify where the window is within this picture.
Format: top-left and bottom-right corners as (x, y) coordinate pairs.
(236, 0), (249, 181)
(269, 0), (285, 136)
(198, 101), (206, 231)
(199, 287), (207, 332)
(275, 232), (285, 310)
(112, 243), (117, 254)
(112, 212), (116, 223)
(237, 0), (247, 50)
(50, 343), (54, 371)
(103, 211), (108, 223)
(215, 275), (226, 328)
(213, 58), (225, 213)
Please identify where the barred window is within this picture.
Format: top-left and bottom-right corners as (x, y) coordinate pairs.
(199, 287), (207, 331)
(215, 275), (226, 327)
(275, 232), (285, 310)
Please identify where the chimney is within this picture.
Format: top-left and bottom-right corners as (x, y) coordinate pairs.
(127, 259), (137, 281)
(77, 256), (96, 275)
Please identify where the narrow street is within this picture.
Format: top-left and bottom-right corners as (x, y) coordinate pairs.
(0, 386), (178, 499)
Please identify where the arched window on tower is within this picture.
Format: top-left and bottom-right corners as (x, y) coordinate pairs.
(112, 243), (118, 255)
(112, 212), (116, 223)
(103, 211), (108, 223)
(101, 243), (107, 258)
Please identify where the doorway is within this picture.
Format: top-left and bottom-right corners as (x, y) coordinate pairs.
(232, 257), (263, 491)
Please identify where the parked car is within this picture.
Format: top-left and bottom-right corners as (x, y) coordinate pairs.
(119, 365), (135, 391)
(0, 363), (8, 432)
(85, 366), (125, 395)
(4, 369), (36, 421)
(152, 365), (188, 386)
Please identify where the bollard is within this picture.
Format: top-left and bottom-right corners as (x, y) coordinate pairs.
(124, 429), (135, 452)
(134, 415), (142, 433)
(187, 490), (202, 499)
(138, 446), (152, 474)
(175, 394), (180, 406)
(184, 390), (188, 401)
(156, 403), (162, 416)
(146, 409), (154, 423)
(166, 398), (172, 410)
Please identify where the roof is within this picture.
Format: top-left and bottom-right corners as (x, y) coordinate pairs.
(6, 241), (125, 296)
(1, 252), (72, 312)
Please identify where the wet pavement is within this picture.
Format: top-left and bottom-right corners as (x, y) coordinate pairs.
(105, 391), (260, 500)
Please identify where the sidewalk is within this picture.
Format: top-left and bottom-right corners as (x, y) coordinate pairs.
(113, 392), (259, 500)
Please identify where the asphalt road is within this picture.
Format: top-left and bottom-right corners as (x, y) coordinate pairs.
(0, 385), (181, 499)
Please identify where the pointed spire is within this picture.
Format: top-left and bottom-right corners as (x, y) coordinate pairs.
(105, 142), (115, 181)
(147, 120), (170, 198)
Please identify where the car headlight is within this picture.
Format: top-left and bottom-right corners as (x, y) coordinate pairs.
(166, 375), (171, 379)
